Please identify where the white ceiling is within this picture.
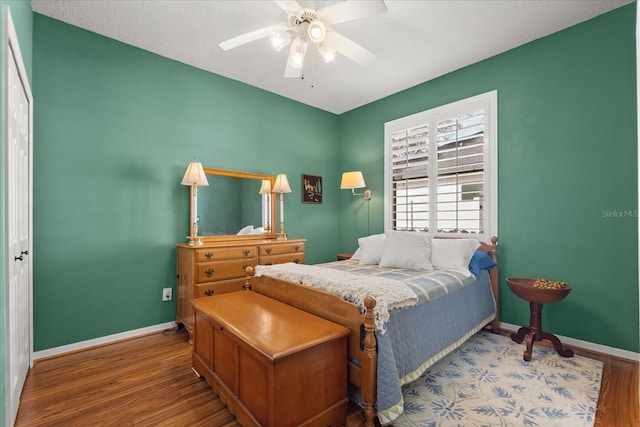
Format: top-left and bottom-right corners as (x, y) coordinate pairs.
(31, 0), (632, 114)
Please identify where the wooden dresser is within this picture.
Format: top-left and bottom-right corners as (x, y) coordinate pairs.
(176, 238), (305, 340)
(192, 291), (349, 427)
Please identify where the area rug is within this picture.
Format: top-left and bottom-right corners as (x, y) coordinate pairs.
(393, 330), (603, 427)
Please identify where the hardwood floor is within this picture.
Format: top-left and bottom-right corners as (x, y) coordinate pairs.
(16, 328), (638, 427)
(16, 329), (241, 427)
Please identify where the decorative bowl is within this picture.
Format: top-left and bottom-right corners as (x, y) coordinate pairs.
(506, 277), (571, 304)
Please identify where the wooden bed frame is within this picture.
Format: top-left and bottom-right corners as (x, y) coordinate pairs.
(244, 236), (499, 427)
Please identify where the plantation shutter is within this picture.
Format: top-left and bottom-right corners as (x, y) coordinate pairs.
(435, 110), (485, 234)
(385, 91), (496, 238)
(391, 124), (430, 231)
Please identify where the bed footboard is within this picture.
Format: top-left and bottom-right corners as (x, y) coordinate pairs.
(361, 296), (377, 427)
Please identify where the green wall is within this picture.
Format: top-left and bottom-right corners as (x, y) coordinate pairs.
(338, 4), (638, 352)
(32, 13), (341, 351)
(0, 0), (32, 423)
(30, 3), (639, 356)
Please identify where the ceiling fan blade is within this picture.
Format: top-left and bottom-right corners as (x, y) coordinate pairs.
(274, 0), (302, 15)
(219, 24), (286, 51)
(324, 30), (375, 66)
(318, 0), (387, 25)
(284, 37), (308, 78)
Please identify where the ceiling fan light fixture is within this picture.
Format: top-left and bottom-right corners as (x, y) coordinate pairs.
(318, 42), (336, 63)
(219, 0), (388, 79)
(307, 20), (326, 43)
(270, 30), (291, 52)
(287, 37), (308, 69)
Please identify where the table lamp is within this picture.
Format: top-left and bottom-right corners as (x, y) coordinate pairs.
(259, 179), (272, 234)
(181, 161), (209, 245)
(273, 174), (291, 240)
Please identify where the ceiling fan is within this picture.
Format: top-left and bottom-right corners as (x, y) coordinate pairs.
(219, 0), (387, 78)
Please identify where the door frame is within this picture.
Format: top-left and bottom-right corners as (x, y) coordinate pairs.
(3, 5), (34, 426)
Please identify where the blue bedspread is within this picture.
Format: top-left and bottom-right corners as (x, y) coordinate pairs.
(320, 260), (497, 425)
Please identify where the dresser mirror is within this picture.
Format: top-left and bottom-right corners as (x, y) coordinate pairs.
(197, 168), (275, 240)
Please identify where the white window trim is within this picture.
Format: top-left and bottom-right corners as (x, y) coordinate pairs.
(384, 90), (498, 239)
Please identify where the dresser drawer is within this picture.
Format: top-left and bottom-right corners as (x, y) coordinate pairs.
(260, 253), (304, 266)
(259, 242), (304, 257)
(196, 278), (247, 297)
(196, 246), (256, 262)
(197, 258), (256, 283)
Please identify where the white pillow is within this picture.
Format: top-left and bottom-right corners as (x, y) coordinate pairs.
(236, 225), (254, 235)
(431, 238), (480, 276)
(248, 227), (265, 234)
(351, 247), (362, 260)
(379, 231), (433, 271)
(357, 234), (386, 265)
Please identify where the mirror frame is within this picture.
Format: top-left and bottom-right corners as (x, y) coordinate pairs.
(197, 167), (276, 242)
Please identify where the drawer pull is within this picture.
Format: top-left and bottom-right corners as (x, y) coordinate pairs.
(204, 289), (214, 297)
(265, 261), (273, 266)
(265, 247), (272, 254)
(243, 249), (250, 256)
(242, 264), (250, 270)
(293, 258), (300, 264)
(294, 245), (300, 251)
(205, 268), (215, 277)
(205, 252), (213, 260)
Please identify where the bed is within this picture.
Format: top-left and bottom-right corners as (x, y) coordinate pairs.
(244, 234), (499, 426)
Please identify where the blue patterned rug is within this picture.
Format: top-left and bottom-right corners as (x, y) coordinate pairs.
(393, 330), (603, 427)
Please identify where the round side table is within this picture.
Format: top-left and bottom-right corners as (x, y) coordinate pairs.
(506, 277), (574, 362)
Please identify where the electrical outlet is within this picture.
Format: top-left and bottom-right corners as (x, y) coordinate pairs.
(162, 287), (172, 301)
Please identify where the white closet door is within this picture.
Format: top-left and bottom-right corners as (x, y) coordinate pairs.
(4, 6), (33, 426)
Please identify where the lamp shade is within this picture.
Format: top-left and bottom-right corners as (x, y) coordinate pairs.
(273, 174), (292, 193)
(340, 171), (366, 189)
(270, 30), (290, 52)
(287, 37), (308, 70)
(259, 179), (272, 195)
(181, 162), (209, 186)
(318, 42), (336, 63)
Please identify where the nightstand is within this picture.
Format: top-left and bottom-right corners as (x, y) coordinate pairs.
(507, 277), (574, 361)
(336, 253), (353, 261)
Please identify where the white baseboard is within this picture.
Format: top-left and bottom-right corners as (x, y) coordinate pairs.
(32, 321), (177, 361)
(501, 322), (639, 362)
(32, 321), (640, 363)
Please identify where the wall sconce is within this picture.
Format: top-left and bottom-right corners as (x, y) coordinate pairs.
(273, 174), (291, 241)
(258, 179), (272, 234)
(341, 171), (371, 235)
(341, 171), (372, 200)
(181, 161), (209, 246)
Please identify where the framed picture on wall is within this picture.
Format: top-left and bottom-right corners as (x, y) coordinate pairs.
(302, 174), (322, 204)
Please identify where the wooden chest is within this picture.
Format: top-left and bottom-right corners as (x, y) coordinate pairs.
(192, 291), (349, 427)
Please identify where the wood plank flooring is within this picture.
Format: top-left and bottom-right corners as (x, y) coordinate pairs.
(15, 328), (638, 426)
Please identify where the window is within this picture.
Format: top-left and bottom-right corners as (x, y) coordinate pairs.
(384, 91), (497, 238)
